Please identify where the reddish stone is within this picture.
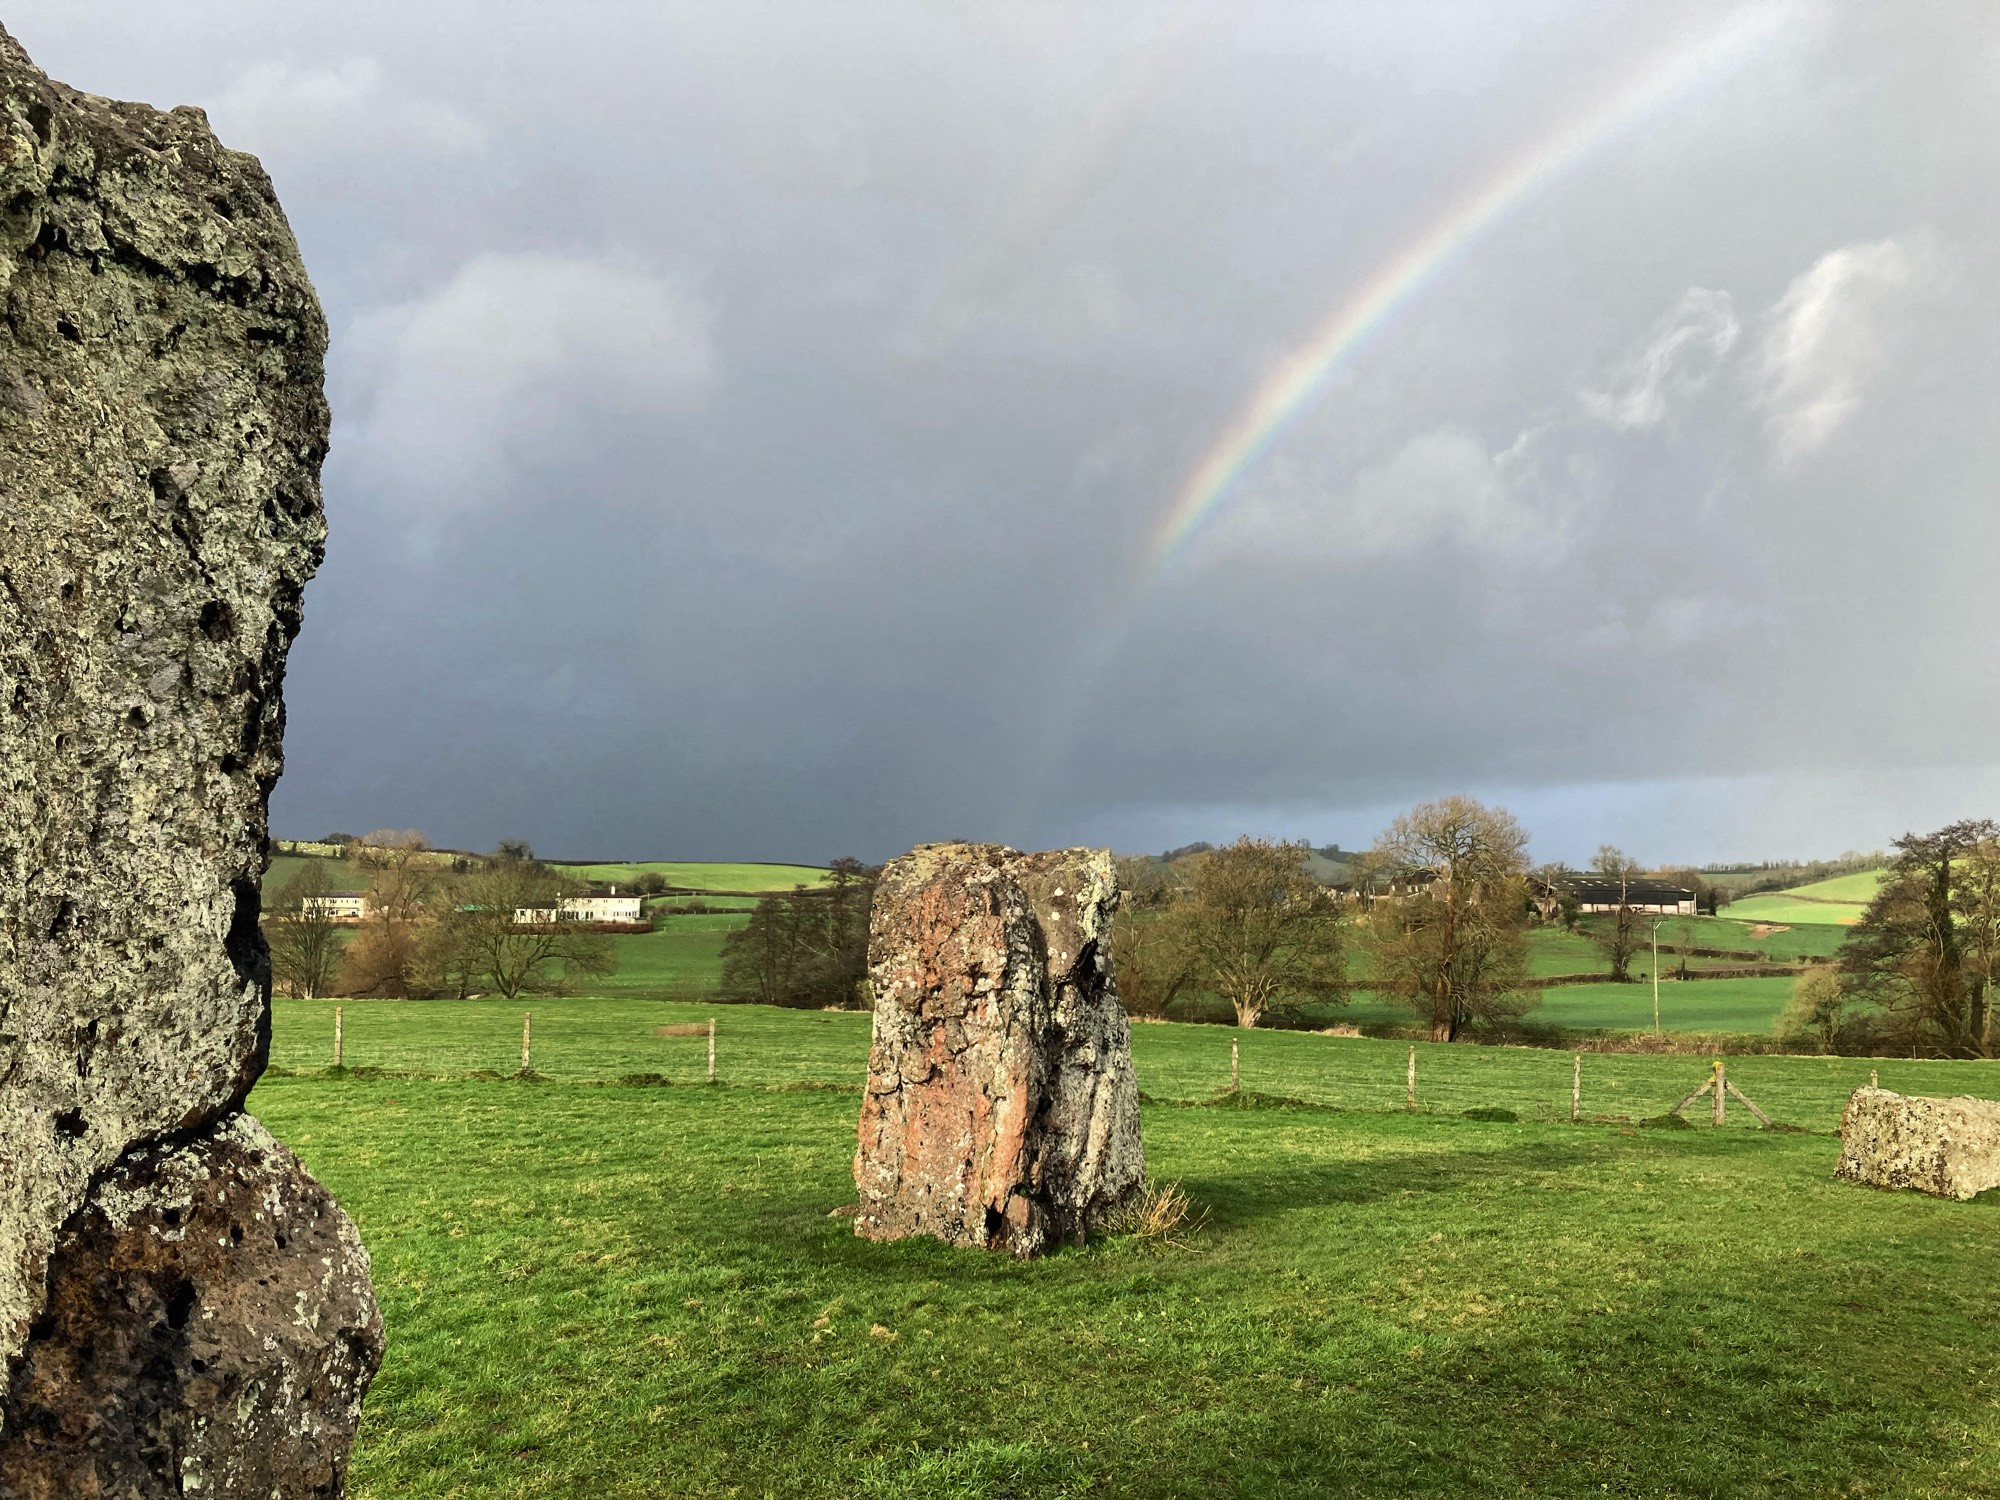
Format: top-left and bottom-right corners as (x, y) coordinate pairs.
(854, 843), (1144, 1255)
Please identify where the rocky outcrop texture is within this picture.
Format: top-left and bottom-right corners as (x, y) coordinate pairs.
(0, 25), (380, 1492)
(1837, 1086), (2000, 1201)
(0, 1116), (381, 1497)
(854, 843), (1145, 1256)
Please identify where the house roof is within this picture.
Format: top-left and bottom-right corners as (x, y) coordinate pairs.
(1559, 877), (1694, 904)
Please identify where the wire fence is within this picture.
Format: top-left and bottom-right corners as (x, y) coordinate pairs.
(266, 997), (2000, 1136)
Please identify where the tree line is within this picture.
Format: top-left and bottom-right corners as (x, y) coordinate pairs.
(265, 832), (617, 1000)
(1114, 796), (1543, 1039)
(717, 858), (876, 1009)
(1778, 819), (2000, 1059)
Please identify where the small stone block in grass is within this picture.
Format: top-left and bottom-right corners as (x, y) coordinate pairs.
(1836, 1086), (2000, 1200)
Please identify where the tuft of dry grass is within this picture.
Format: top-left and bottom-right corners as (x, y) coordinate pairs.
(653, 1023), (708, 1037)
(1129, 1177), (1208, 1249)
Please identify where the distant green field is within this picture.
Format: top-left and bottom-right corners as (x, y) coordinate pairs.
(555, 861), (830, 892)
(1723, 895), (1864, 927)
(1782, 869), (1888, 903)
(1657, 913), (1847, 960)
(1334, 975), (1796, 1037)
(596, 916), (749, 995)
(266, 853), (321, 892)
(266, 996), (1994, 1130)
(1533, 976), (1795, 1034)
(1715, 868), (1884, 928)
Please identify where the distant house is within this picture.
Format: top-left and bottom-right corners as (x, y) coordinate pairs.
(301, 891), (369, 923)
(1560, 877), (1696, 917)
(564, 892), (644, 924)
(1370, 870), (1437, 900)
(512, 889), (645, 926)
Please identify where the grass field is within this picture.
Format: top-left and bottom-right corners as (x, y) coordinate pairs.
(1530, 977), (1796, 1034)
(1717, 869), (1885, 928)
(271, 997), (1987, 1129)
(1781, 870), (1889, 903)
(1723, 895), (1866, 927)
(252, 1001), (2000, 1497)
(596, 916), (750, 996)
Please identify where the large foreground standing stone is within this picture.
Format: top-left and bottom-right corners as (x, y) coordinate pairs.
(1836, 1086), (2000, 1201)
(854, 843), (1145, 1256)
(0, 26), (381, 1493)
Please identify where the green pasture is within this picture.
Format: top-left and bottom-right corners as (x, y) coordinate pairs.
(1781, 869), (1888, 903)
(595, 916), (749, 996)
(268, 852), (343, 893)
(1724, 895), (1865, 927)
(1665, 913), (1848, 961)
(1530, 976), (1796, 1035)
(270, 997), (1992, 1130)
(251, 1008), (2000, 1497)
(554, 861), (831, 892)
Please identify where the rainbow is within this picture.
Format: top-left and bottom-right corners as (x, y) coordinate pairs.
(1146, 4), (1791, 573)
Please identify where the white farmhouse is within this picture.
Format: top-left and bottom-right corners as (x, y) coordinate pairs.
(512, 889), (644, 925)
(562, 892), (644, 924)
(301, 891), (369, 923)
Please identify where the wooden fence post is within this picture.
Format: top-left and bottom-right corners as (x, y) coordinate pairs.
(1406, 1046), (1417, 1111)
(1723, 1077), (1773, 1126)
(521, 1012), (532, 1074)
(1571, 1052), (1581, 1123)
(1230, 1038), (1240, 1093)
(1870, 1069), (1878, 1088)
(707, 1017), (717, 1083)
(333, 1005), (343, 1069)
(1712, 1060), (1726, 1127)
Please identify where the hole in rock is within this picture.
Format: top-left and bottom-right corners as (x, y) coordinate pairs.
(163, 1280), (198, 1330)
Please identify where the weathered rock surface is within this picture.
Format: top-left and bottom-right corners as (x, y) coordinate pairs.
(0, 24), (379, 1490)
(0, 1115), (383, 1498)
(854, 843), (1144, 1255)
(1837, 1086), (2000, 1201)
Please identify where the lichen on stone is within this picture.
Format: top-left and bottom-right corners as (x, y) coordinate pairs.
(0, 23), (379, 1493)
(853, 842), (1145, 1256)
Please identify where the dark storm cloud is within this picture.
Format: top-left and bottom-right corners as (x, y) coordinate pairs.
(14, 2), (2000, 863)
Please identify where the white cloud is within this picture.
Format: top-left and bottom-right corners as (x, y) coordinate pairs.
(1755, 236), (1922, 465)
(1580, 287), (1739, 431)
(1228, 424), (1569, 562)
(209, 57), (486, 159)
(345, 253), (713, 523)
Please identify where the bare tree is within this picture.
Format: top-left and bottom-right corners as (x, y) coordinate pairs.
(1370, 796), (1535, 1041)
(1109, 906), (1192, 1020)
(440, 855), (617, 999)
(332, 830), (439, 996)
(1113, 855), (1173, 913)
(355, 829), (436, 921)
(1591, 845), (1643, 982)
(335, 915), (425, 998)
(719, 859), (879, 1008)
(1162, 838), (1346, 1029)
(266, 860), (344, 1000)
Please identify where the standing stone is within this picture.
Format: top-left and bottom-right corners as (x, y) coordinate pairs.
(854, 843), (1145, 1256)
(0, 26), (381, 1494)
(1836, 1086), (2000, 1201)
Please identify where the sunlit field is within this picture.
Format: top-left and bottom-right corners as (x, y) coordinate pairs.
(255, 1000), (2000, 1498)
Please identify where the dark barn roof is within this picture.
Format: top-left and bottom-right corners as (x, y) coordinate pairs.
(1559, 878), (1693, 906)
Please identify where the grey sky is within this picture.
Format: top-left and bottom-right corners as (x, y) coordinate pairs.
(18, 2), (2000, 865)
